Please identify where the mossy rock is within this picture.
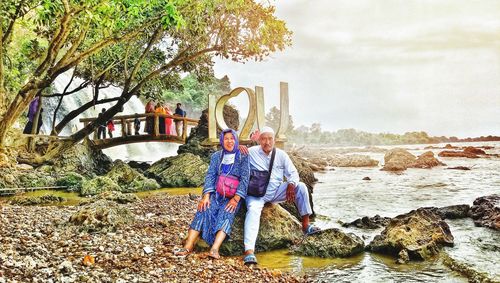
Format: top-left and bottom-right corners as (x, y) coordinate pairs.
(69, 199), (134, 232)
(105, 160), (160, 192)
(80, 176), (120, 196)
(56, 172), (85, 192)
(9, 194), (65, 206)
(146, 153), (208, 187)
(291, 228), (365, 258)
(18, 173), (56, 188)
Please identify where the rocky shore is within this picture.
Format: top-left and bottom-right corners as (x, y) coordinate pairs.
(0, 195), (306, 282)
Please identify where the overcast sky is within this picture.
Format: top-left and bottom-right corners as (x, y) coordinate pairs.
(213, 0), (500, 137)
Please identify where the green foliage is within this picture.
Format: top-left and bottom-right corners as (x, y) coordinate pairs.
(161, 74), (230, 112)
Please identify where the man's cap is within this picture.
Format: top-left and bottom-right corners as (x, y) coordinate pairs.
(260, 126), (275, 135)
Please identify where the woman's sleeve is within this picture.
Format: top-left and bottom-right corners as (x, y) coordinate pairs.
(236, 154), (250, 199)
(202, 152), (219, 195)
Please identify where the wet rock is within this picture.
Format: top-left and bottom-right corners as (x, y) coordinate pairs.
(146, 153), (209, 187)
(442, 253), (498, 283)
(396, 249), (410, 264)
(447, 166), (471, 170)
(291, 228), (364, 258)
(105, 160), (159, 193)
(219, 204), (302, 256)
(438, 150), (480, 158)
(383, 149), (444, 171)
(327, 154), (379, 167)
(362, 177), (371, 181)
(463, 146), (486, 155)
(367, 208), (454, 260)
(412, 151), (445, 168)
(435, 205), (470, 219)
(9, 194), (65, 206)
(56, 172), (85, 192)
(305, 157), (328, 172)
(342, 215), (391, 229)
(69, 199), (134, 232)
(470, 194), (500, 230)
(382, 148), (417, 171)
(80, 176), (120, 196)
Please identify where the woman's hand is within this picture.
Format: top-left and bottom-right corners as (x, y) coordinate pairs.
(225, 196), (240, 213)
(197, 194), (210, 212)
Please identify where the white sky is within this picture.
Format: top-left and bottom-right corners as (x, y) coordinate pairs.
(213, 0), (500, 137)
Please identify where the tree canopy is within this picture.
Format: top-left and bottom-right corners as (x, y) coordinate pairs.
(0, 0), (292, 158)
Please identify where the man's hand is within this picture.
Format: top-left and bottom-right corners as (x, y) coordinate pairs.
(197, 194), (211, 212)
(238, 145), (249, 155)
(286, 183), (296, 203)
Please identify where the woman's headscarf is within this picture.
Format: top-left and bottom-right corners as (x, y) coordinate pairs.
(219, 128), (239, 174)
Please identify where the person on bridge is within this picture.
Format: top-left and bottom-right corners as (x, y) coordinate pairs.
(173, 128), (250, 259)
(174, 103), (186, 137)
(145, 100), (155, 135)
(97, 108), (107, 139)
(134, 116), (141, 135)
(164, 104), (173, 135)
(155, 102), (166, 135)
(107, 119), (115, 138)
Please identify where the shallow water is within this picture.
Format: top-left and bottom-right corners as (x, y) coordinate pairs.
(257, 142), (500, 282)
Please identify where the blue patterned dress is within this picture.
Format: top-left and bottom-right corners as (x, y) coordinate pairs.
(189, 150), (250, 245)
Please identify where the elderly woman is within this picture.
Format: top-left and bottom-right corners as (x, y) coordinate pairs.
(174, 129), (249, 259)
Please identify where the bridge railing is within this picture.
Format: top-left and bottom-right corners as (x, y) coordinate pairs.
(79, 113), (199, 143)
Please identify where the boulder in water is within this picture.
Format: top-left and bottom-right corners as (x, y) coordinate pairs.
(146, 153), (209, 187)
(438, 150), (480, 158)
(382, 148), (417, 171)
(342, 215), (391, 229)
(291, 228), (365, 258)
(470, 194), (500, 230)
(219, 204), (302, 255)
(367, 208), (454, 261)
(412, 151), (445, 168)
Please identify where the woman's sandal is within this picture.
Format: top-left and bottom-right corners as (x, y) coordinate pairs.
(173, 247), (191, 257)
(208, 249), (220, 260)
(243, 254), (258, 265)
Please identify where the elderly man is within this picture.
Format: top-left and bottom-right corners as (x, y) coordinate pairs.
(241, 126), (320, 265)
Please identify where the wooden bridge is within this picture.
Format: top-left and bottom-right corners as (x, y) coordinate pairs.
(80, 113), (199, 149)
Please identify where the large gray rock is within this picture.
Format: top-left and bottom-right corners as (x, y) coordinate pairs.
(470, 194), (500, 230)
(219, 204), (303, 256)
(291, 228), (364, 258)
(105, 160), (159, 192)
(367, 208), (454, 262)
(146, 153), (208, 187)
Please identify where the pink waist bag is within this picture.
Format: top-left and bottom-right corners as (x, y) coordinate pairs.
(216, 175), (239, 198)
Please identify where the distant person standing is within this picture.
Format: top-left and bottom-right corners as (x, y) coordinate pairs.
(107, 119), (115, 138)
(145, 100), (155, 134)
(23, 97), (41, 134)
(174, 103), (186, 137)
(134, 116), (141, 135)
(97, 108), (107, 139)
(155, 102), (166, 135)
(164, 104), (173, 135)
